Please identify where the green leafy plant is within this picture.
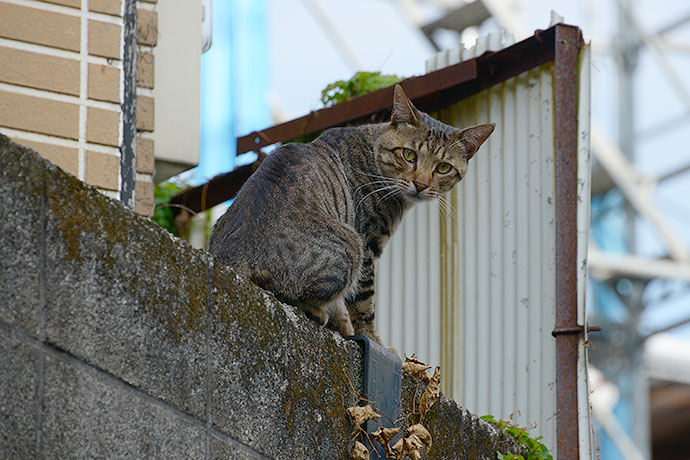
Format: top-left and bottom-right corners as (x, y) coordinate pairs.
(321, 71), (403, 107)
(481, 414), (553, 460)
(152, 180), (185, 236)
(291, 71), (405, 144)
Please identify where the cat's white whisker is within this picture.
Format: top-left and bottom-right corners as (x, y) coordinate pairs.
(376, 187), (401, 205)
(356, 185), (397, 210)
(355, 179), (397, 194)
(351, 167), (394, 182)
(438, 196), (458, 223)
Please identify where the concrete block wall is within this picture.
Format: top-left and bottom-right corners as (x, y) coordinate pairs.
(0, 0), (155, 216)
(0, 135), (527, 459)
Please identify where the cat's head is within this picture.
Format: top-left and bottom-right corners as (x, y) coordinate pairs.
(374, 85), (494, 203)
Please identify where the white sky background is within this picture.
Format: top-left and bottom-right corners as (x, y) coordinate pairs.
(264, 0), (690, 335)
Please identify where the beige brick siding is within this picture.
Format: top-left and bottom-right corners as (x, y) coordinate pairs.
(0, 47), (80, 95)
(0, 0), (157, 216)
(86, 150), (120, 190)
(0, 91), (80, 139)
(0, 3), (80, 51)
(90, 0), (122, 16)
(88, 20), (121, 59)
(135, 1), (157, 215)
(135, 95), (154, 132)
(41, 0), (81, 8)
(135, 179), (155, 216)
(86, 107), (120, 146)
(136, 137), (154, 174)
(136, 52), (154, 88)
(136, 9), (157, 46)
(88, 63), (120, 103)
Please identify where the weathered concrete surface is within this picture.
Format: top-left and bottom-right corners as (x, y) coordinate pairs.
(0, 334), (41, 459)
(41, 351), (207, 459)
(208, 262), (362, 459)
(0, 136), (44, 337)
(401, 375), (529, 459)
(43, 161), (210, 419)
(1, 134), (526, 459)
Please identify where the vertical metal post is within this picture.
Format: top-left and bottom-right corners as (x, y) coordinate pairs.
(553, 24), (581, 460)
(615, 2), (650, 457)
(617, 0), (638, 252)
(120, 0), (137, 210)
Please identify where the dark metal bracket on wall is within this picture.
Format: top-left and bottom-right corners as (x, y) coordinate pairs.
(347, 335), (402, 460)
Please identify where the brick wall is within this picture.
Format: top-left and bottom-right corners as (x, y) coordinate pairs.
(0, 0), (156, 216)
(135, 0), (155, 215)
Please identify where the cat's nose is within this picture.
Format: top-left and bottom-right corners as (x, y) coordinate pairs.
(413, 181), (428, 193)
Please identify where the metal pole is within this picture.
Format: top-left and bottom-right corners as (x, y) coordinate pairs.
(617, 0), (637, 253)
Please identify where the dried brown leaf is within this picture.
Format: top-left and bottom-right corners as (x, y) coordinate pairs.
(347, 404), (381, 433)
(405, 437), (423, 460)
(349, 440), (369, 460)
(391, 436), (404, 459)
(392, 434), (424, 460)
(408, 423), (432, 448)
(402, 354), (432, 381)
(418, 366), (441, 421)
(372, 426), (401, 458)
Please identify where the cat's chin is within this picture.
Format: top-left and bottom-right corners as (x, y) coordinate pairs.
(403, 192), (434, 203)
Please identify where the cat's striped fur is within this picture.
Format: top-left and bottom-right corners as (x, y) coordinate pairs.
(209, 85), (494, 345)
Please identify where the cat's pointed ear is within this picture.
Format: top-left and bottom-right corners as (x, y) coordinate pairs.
(455, 123), (495, 160)
(391, 84), (420, 127)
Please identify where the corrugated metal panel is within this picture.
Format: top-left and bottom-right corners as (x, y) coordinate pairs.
(376, 200), (442, 366)
(435, 63), (559, 441)
(375, 32), (592, 455)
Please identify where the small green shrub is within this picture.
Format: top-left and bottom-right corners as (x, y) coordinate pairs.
(290, 71), (405, 144)
(152, 181), (185, 236)
(320, 71), (403, 107)
(481, 414), (553, 460)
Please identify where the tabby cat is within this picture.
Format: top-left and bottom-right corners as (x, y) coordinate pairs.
(209, 85), (494, 345)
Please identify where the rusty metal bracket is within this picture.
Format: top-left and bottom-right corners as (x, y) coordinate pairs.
(552, 325), (602, 337)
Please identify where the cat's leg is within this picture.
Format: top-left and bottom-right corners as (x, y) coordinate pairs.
(303, 306), (330, 327)
(324, 296), (355, 336)
(346, 256), (384, 345)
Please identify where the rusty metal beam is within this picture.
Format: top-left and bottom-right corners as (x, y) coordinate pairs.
(236, 59), (478, 154)
(553, 24), (583, 460)
(169, 161), (257, 215)
(236, 25), (564, 156)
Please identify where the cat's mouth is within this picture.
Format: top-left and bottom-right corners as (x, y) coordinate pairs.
(403, 187), (435, 202)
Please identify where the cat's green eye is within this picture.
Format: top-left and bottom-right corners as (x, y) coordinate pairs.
(402, 148), (416, 162)
(435, 162), (452, 174)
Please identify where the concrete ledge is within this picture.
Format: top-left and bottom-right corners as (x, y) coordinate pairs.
(1, 134), (526, 459)
(401, 376), (528, 458)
